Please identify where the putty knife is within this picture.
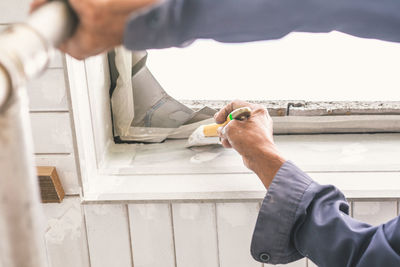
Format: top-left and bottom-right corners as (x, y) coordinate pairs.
(186, 107), (252, 147)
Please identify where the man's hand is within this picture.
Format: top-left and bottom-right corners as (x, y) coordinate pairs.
(30, 0), (157, 59)
(216, 100), (286, 189)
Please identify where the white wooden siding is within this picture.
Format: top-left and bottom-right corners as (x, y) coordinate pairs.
(42, 197), (89, 267)
(172, 203), (220, 267)
(31, 113), (74, 154)
(84, 204), (133, 267)
(128, 203), (176, 267)
(216, 202), (261, 267)
(274, 259), (307, 267)
(353, 201), (398, 226)
(28, 69), (68, 111)
(0, 0), (29, 23)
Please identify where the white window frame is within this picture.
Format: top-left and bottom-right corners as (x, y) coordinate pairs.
(66, 54), (400, 203)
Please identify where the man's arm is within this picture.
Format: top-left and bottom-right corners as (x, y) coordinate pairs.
(216, 101), (400, 266)
(125, 0), (400, 50)
(251, 161), (400, 266)
(30, 0), (400, 58)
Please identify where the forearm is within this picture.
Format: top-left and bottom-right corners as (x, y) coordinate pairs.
(251, 161), (400, 266)
(247, 146), (286, 189)
(124, 0), (400, 50)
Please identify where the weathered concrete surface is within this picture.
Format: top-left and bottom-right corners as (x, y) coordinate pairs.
(181, 100), (400, 117)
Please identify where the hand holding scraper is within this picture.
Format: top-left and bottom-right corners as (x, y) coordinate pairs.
(187, 107), (252, 147)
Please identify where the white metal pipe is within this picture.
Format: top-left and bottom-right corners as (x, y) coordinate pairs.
(0, 1), (77, 266)
(0, 89), (47, 267)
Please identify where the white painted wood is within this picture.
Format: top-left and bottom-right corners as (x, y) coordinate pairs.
(353, 201), (397, 226)
(216, 202), (261, 267)
(273, 115), (400, 134)
(42, 197), (89, 267)
(66, 56), (98, 188)
(35, 154), (80, 195)
(348, 201), (353, 217)
(101, 134), (400, 176)
(307, 259), (318, 267)
(48, 51), (64, 69)
(28, 69), (68, 111)
(128, 204), (175, 267)
(0, 0), (30, 23)
(84, 55), (113, 164)
(84, 204), (132, 267)
(271, 259), (308, 267)
(83, 171), (400, 202)
(172, 203), (219, 267)
(277, 134), (400, 173)
(30, 113), (73, 154)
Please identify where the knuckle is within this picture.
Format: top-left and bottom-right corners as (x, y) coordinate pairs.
(253, 107), (268, 116)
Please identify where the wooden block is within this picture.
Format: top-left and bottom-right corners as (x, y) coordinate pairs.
(35, 154), (80, 195)
(37, 166), (65, 203)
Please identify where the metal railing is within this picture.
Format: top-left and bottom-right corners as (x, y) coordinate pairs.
(0, 1), (76, 266)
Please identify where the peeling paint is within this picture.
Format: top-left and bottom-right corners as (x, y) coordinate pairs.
(45, 203), (82, 245)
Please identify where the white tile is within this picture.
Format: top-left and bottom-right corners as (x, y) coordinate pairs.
(128, 203), (175, 267)
(353, 201), (397, 226)
(216, 202), (261, 267)
(42, 197), (89, 267)
(84, 204), (132, 267)
(172, 203), (219, 267)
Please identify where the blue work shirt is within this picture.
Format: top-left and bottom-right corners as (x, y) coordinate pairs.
(123, 1), (400, 265)
(124, 0), (400, 50)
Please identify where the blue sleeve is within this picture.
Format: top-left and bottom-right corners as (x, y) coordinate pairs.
(250, 161), (400, 266)
(124, 0), (400, 50)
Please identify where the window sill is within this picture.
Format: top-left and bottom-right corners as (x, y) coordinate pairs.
(83, 135), (400, 203)
(66, 55), (400, 203)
